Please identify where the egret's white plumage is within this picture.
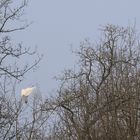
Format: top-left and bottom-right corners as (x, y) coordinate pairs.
(21, 87), (35, 103)
(21, 87), (34, 96)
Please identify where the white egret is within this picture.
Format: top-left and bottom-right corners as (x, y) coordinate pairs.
(21, 87), (35, 103)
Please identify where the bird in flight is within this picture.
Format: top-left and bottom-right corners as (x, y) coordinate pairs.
(21, 87), (35, 103)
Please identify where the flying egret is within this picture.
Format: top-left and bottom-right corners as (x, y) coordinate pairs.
(21, 87), (35, 104)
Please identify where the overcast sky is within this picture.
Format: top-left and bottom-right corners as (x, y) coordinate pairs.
(14, 0), (140, 97)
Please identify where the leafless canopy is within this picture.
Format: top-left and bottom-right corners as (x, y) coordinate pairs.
(45, 24), (140, 140)
(0, 1), (45, 140)
(1, 1), (140, 139)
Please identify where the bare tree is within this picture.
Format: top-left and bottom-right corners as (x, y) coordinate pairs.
(1, 1), (140, 139)
(0, 0), (42, 81)
(0, 1), (46, 139)
(45, 24), (140, 140)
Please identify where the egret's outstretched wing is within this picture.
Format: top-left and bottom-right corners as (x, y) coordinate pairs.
(21, 87), (34, 96)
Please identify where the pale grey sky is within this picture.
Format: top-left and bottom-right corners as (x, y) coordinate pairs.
(13, 0), (140, 96)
